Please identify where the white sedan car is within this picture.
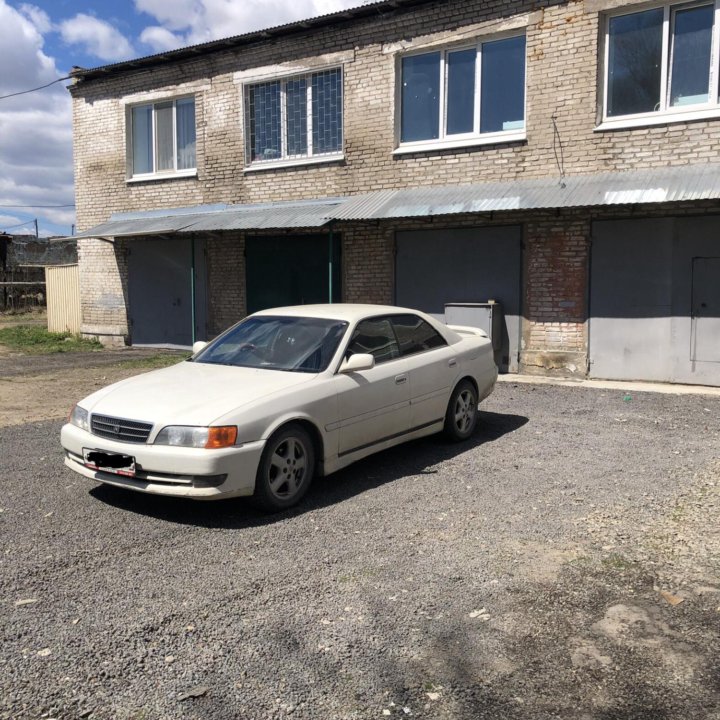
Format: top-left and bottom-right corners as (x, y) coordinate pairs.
(61, 305), (497, 511)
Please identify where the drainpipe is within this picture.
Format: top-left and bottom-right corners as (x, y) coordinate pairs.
(328, 224), (334, 304)
(190, 235), (196, 345)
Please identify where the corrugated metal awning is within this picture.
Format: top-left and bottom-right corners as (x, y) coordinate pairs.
(328, 163), (720, 220)
(72, 163), (720, 239)
(71, 198), (345, 239)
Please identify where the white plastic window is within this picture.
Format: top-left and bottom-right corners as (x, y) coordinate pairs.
(604, 1), (720, 121)
(398, 34), (526, 148)
(130, 97), (196, 177)
(244, 68), (343, 165)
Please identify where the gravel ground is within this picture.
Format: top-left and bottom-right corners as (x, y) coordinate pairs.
(1, 382), (719, 719)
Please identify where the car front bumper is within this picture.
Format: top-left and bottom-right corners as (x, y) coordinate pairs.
(61, 423), (265, 499)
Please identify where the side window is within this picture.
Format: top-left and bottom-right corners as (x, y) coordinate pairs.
(391, 314), (447, 357)
(347, 317), (400, 364)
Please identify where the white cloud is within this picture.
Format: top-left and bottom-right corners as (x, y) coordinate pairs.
(18, 3), (51, 34)
(139, 25), (183, 52)
(136, 0), (374, 52)
(0, 213), (25, 231)
(0, 1), (74, 236)
(59, 13), (135, 62)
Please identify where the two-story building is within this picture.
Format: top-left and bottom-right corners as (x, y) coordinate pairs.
(69, 0), (720, 385)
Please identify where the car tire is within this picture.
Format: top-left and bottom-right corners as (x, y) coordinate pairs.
(252, 424), (315, 512)
(444, 379), (479, 442)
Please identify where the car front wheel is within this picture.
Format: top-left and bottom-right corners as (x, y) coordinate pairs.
(444, 380), (479, 442)
(253, 424), (315, 512)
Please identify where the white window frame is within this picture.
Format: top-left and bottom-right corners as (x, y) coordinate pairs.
(243, 67), (344, 171)
(127, 95), (197, 182)
(598, 0), (720, 130)
(394, 31), (527, 154)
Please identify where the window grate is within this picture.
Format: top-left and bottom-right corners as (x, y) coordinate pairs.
(245, 68), (343, 164)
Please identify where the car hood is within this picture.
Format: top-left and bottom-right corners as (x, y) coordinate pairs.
(80, 361), (316, 427)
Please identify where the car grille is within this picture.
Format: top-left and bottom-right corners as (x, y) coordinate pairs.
(90, 414), (153, 444)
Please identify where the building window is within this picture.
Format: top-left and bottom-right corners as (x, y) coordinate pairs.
(603, 1), (720, 123)
(244, 68), (343, 166)
(397, 34), (526, 150)
(129, 97), (196, 178)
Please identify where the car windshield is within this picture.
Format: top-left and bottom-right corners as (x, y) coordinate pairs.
(193, 316), (348, 373)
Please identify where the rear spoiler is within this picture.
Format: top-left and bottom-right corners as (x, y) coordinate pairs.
(448, 325), (489, 339)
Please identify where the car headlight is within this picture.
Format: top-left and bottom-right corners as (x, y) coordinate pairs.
(69, 405), (89, 432)
(154, 425), (238, 449)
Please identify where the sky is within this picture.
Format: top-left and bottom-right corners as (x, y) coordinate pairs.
(0, 0), (371, 237)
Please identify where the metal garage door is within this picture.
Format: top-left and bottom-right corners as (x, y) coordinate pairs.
(395, 227), (522, 372)
(246, 235), (341, 315)
(127, 236), (207, 347)
(590, 217), (720, 385)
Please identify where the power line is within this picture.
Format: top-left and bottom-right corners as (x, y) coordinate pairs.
(0, 76), (72, 101)
(1, 219), (36, 232)
(0, 203), (75, 208)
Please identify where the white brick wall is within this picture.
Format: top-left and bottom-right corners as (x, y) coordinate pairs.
(70, 0), (720, 370)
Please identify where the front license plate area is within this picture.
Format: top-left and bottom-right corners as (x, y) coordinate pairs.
(83, 449), (136, 477)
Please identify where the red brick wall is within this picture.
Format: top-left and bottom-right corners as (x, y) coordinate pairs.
(522, 215), (590, 373)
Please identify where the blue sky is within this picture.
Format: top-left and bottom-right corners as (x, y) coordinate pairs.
(0, 0), (367, 237)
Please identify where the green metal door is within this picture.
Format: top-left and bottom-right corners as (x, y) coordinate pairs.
(246, 234), (342, 314)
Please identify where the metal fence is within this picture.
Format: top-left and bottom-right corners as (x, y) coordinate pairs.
(46, 264), (81, 334)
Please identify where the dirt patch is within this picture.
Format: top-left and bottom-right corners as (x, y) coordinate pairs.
(0, 349), (187, 427)
(0, 310), (47, 329)
(486, 555), (720, 719)
(0, 366), (156, 427)
(580, 461), (720, 589)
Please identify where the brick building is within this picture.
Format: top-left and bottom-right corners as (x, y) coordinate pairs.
(70, 0), (720, 384)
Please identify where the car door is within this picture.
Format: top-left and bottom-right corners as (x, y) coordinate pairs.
(334, 317), (411, 457)
(391, 314), (458, 429)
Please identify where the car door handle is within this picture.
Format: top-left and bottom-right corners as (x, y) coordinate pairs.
(395, 374), (408, 385)
(448, 358), (457, 368)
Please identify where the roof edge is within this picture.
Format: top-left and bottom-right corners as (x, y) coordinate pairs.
(69, 0), (432, 85)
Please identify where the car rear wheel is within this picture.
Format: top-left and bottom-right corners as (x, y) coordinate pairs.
(253, 424), (315, 512)
(444, 380), (478, 442)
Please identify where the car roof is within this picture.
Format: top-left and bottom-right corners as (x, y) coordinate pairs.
(252, 304), (431, 323)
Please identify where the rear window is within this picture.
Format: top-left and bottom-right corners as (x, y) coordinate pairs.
(391, 314), (447, 356)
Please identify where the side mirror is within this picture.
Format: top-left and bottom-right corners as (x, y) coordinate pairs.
(339, 353), (375, 373)
(192, 341), (208, 354)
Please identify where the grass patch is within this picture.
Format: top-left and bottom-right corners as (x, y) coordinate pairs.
(114, 354), (189, 370)
(0, 325), (103, 354)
